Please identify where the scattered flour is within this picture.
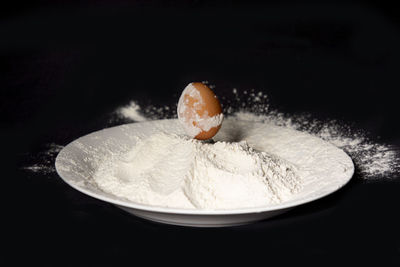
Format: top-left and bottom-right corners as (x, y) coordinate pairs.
(116, 101), (147, 122)
(24, 86), (399, 182)
(22, 143), (64, 174)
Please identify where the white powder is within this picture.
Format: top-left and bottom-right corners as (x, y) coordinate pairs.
(196, 113), (224, 132)
(93, 131), (302, 209)
(22, 143), (64, 174)
(116, 101), (147, 122)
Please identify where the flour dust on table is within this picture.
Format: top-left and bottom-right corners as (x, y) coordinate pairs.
(22, 143), (64, 175)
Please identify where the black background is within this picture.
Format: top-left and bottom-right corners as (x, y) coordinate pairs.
(2, 1), (400, 266)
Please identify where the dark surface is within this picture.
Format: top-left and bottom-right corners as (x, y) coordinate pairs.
(2, 1), (400, 266)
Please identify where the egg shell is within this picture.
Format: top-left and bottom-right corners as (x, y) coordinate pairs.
(177, 82), (224, 140)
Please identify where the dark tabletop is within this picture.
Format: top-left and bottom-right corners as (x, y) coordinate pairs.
(2, 1), (400, 266)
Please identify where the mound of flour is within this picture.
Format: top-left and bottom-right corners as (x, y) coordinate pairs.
(93, 132), (301, 209)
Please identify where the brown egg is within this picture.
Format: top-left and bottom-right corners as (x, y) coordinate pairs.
(177, 82), (224, 140)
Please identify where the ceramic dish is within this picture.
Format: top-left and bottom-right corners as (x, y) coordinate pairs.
(55, 119), (354, 227)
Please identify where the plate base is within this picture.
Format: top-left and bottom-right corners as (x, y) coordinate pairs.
(117, 205), (292, 227)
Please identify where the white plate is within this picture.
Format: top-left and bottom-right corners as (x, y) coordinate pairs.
(55, 119), (354, 227)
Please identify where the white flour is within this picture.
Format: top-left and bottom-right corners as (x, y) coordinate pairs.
(22, 143), (64, 174)
(93, 132), (301, 209)
(116, 101), (147, 122)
